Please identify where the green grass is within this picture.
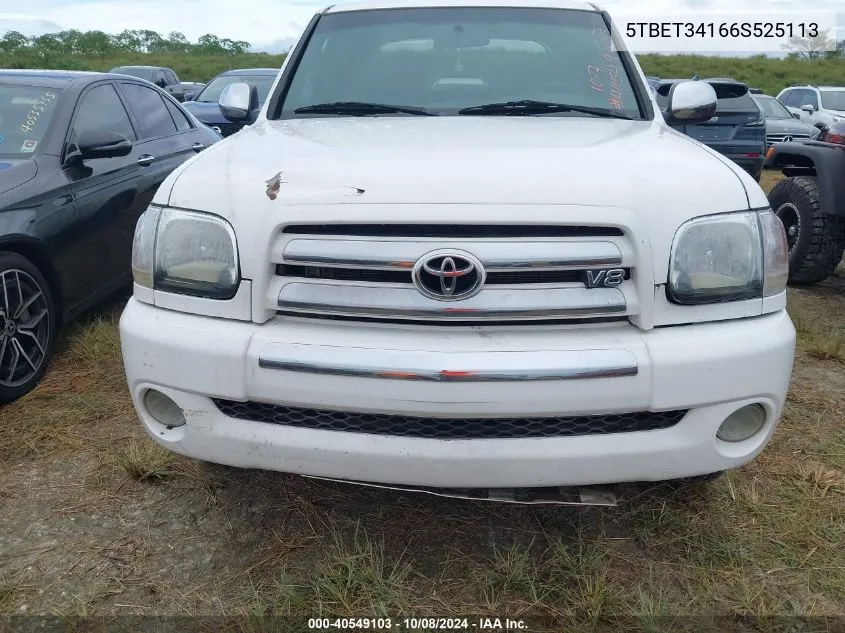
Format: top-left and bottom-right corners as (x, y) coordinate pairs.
(637, 54), (845, 96)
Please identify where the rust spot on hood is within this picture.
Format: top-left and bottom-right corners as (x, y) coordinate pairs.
(265, 171), (284, 200)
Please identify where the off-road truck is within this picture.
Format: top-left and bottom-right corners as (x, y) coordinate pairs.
(766, 128), (845, 285)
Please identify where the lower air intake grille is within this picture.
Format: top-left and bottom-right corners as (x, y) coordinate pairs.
(212, 400), (687, 439)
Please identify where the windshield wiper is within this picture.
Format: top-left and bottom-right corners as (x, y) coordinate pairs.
(294, 101), (435, 116)
(458, 100), (634, 120)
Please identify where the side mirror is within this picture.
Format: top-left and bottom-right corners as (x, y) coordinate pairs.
(71, 130), (133, 161)
(664, 80), (718, 126)
(156, 79), (168, 88)
(801, 104), (815, 114)
(184, 92), (197, 102)
(220, 82), (258, 122)
(792, 112), (801, 119)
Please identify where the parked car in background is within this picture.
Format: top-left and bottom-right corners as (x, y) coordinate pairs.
(0, 69), (220, 403)
(182, 68), (278, 137)
(751, 93), (820, 150)
(776, 85), (845, 130)
(818, 119), (845, 145)
(108, 65), (205, 102)
(120, 0), (794, 493)
(655, 78), (766, 180)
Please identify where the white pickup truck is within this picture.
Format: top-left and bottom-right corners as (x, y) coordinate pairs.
(119, 0), (796, 491)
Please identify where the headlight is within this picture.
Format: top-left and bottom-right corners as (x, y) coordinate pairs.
(667, 209), (788, 305)
(131, 205), (240, 300)
(758, 209), (789, 297)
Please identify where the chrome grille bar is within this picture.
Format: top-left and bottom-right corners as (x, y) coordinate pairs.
(277, 282), (627, 321)
(279, 239), (624, 272)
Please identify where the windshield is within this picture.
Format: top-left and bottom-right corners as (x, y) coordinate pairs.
(278, 7), (642, 118)
(820, 89), (845, 111)
(111, 67), (155, 81)
(0, 84), (62, 157)
(754, 96), (792, 119)
(196, 74), (276, 104)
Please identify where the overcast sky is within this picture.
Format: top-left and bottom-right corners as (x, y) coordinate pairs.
(1, 0), (843, 53)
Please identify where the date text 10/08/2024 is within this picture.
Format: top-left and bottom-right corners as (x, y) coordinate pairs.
(307, 617), (528, 630)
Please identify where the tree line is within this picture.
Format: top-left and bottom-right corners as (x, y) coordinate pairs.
(0, 28), (842, 90)
(0, 29), (252, 57)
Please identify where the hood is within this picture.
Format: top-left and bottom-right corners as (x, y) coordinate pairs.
(163, 116), (759, 281)
(0, 159), (37, 197)
(181, 100), (227, 124)
(766, 118), (818, 135)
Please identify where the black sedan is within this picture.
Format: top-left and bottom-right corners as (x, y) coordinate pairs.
(0, 69), (220, 403)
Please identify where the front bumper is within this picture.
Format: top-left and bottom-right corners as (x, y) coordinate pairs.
(119, 298), (795, 487)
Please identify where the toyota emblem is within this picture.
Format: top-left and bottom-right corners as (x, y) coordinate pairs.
(412, 249), (485, 301)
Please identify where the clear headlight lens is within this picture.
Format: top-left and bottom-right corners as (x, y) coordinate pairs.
(131, 205), (161, 288)
(667, 209), (788, 305)
(131, 205), (240, 300)
(758, 209), (789, 297)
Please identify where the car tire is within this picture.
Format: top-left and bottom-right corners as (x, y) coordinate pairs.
(0, 252), (59, 404)
(768, 176), (845, 286)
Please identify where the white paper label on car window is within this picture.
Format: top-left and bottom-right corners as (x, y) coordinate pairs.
(20, 140), (38, 153)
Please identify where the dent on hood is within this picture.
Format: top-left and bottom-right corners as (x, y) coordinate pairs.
(264, 170), (365, 201)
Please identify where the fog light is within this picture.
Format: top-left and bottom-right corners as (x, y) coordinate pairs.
(717, 404), (766, 442)
(143, 389), (186, 428)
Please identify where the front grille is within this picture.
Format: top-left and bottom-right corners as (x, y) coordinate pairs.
(276, 264), (632, 285)
(269, 223), (638, 324)
(767, 133), (810, 145)
(212, 400), (687, 439)
(206, 121), (245, 137)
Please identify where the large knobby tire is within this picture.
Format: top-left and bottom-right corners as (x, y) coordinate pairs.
(767, 176), (845, 285)
(0, 252), (59, 404)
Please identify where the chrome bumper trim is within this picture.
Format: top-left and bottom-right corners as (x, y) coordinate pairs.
(258, 345), (638, 381)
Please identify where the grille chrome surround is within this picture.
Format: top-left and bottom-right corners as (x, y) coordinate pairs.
(212, 400), (688, 439)
(271, 225), (637, 324)
(280, 239), (623, 271)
